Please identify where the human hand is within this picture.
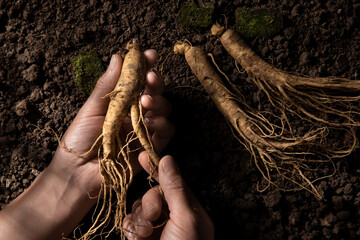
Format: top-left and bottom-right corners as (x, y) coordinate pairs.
(123, 155), (214, 240)
(0, 50), (174, 240)
(51, 50), (174, 199)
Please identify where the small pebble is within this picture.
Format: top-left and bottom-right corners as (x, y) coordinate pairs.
(15, 99), (30, 116)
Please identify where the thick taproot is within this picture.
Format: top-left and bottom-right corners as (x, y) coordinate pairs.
(175, 43), (266, 146)
(102, 44), (146, 160)
(174, 42), (306, 150)
(211, 24), (288, 87)
(212, 23), (360, 91)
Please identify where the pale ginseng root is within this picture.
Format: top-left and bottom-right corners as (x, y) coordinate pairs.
(70, 41), (160, 240)
(174, 41), (357, 199)
(78, 103), (158, 240)
(211, 23), (360, 128)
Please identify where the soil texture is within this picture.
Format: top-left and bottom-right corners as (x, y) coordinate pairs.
(1, 0), (360, 239)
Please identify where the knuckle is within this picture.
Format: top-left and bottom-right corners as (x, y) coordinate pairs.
(155, 117), (174, 136)
(186, 212), (198, 226)
(167, 175), (186, 192)
(94, 74), (108, 89)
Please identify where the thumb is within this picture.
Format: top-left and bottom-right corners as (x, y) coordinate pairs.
(77, 54), (123, 118)
(158, 156), (191, 213)
(90, 54), (122, 99)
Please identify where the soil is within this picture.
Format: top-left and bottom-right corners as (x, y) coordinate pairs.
(1, 0), (360, 239)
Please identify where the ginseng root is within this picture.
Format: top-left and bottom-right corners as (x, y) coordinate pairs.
(211, 23), (360, 127)
(81, 40), (160, 240)
(174, 41), (356, 199)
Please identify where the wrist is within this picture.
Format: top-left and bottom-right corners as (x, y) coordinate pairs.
(43, 162), (97, 218)
(0, 163), (96, 240)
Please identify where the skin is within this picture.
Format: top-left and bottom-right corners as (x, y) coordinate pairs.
(123, 155), (215, 240)
(0, 50), (175, 240)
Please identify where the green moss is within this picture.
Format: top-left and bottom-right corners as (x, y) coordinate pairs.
(180, 2), (214, 31)
(72, 48), (104, 95)
(236, 6), (282, 38)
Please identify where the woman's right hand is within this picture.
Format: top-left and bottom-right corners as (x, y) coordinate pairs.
(123, 155), (214, 239)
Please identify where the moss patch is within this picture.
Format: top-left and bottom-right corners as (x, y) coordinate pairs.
(180, 2), (214, 31)
(72, 48), (104, 95)
(236, 6), (282, 38)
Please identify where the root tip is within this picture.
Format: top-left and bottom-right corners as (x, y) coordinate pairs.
(211, 23), (225, 37)
(127, 39), (141, 51)
(173, 41), (191, 55)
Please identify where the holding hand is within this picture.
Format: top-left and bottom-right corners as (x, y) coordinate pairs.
(0, 50), (174, 240)
(53, 50), (173, 197)
(124, 155), (214, 240)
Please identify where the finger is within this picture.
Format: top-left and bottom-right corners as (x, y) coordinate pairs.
(144, 116), (175, 152)
(134, 218), (153, 238)
(123, 214), (136, 240)
(141, 187), (163, 222)
(158, 156), (192, 213)
(77, 54), (123, 117)
(128, 198), (154, 238)
(125, 113), (174, 150)
(123, 215), (153, 240)
(144, 49), (158, 69)
(144, 71), (164, 95)
(141, 95), (172, 117)
(132, 199), (143, 218)
(78, 49), (156, 119)
(138, 151), (159, 182)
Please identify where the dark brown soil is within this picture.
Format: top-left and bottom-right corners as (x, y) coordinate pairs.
(1, 0), (360, 239)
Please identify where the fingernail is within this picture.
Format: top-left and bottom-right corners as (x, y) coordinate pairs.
(140, 95), (153, 105)
(146, 95), (153, 101)
(123, 218), (135, 237)
(108, 55), (117, 71)
(144, 117), (153, 124)
(162, 156), (178, 174)
(134, 219), (153, 237)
